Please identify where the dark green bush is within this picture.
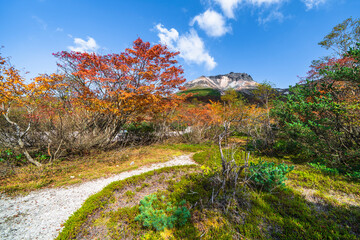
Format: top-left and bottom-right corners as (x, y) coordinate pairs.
(346, 171), (360, 180)
(272, 45), (360, 170)
(123, 122), (157, 144)
(272, 140), (302, 156)
(135, 194), (191, 231)
(125, 122), (155, 134)
(249, 160), (294, 192)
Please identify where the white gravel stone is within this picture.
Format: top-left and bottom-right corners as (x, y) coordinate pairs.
(0, 154), (196, 240)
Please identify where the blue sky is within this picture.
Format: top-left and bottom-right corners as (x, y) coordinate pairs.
(0, 0), (359, 88)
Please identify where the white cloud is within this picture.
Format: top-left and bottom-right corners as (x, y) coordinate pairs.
(155, 24), (179, 49)
(249, 0), (284, 5)
(68, 37), (99, 52)
(178, 29), (217, 70)
(191, 9), (231, 37)
(214, 0), (242, 19)
(258, 9), (285, 24)
(55, 27), (63, 32)
(155, 24), (216, 70)
(302, 0), (327, 10)
(214, 0), (285, 18)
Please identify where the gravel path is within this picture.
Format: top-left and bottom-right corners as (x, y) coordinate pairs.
(0, 154), (196, 240)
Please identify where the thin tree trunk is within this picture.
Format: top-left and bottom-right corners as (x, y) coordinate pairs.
(17, 137), (42, 167)
(3, 108), (43, 167)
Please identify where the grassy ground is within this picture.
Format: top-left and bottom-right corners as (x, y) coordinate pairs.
(0, 144), (203, 196)
(57, 144), (360, 239)
(177, 88), (221, 98)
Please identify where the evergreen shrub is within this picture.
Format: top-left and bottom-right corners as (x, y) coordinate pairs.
(249, 160), (294, 192)
(135, 194), (191, 231)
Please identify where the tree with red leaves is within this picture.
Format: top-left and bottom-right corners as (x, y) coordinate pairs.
(53, 38), (186, 145)
(54, 38), (185, 119)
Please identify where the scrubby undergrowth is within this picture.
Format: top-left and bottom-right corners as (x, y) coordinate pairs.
(57, 144), (360, 240)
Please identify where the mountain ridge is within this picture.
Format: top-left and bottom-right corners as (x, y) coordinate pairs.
(184, 72), (259, 94)
(184, 72), (289, 95)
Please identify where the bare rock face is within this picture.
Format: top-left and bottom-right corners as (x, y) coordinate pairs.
(184, 72), (258, 93)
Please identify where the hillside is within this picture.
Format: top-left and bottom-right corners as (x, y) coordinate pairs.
(177, 88), (222, 103)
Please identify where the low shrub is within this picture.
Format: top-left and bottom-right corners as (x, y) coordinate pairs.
(346, 171), (360, 180)
(249, 160), (294, 192)
(135, 194), (190, 231)
(125, 122), (155, 134)
(308, 162), (340, 175)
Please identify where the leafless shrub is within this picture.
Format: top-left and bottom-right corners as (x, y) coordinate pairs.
(208, 122), (252, 209)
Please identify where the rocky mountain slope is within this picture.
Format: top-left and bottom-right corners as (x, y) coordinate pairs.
(184, 72), (259, 93)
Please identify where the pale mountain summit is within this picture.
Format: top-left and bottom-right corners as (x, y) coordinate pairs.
(184, 72), (259, 92)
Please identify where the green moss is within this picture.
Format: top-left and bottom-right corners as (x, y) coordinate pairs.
(107, 206), (143, 239)
(125, 190), (135, 198)
(136, 183), (150, 192)
(288, 164), (360, 196)
(192, 146), (220, 166)
(232, 189), (359, 239)
(92, 215), (110, 227)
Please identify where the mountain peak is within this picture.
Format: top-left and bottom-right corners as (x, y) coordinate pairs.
(184, 72), (258, 92)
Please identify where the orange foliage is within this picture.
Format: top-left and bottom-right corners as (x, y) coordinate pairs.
(0, 54), (63, 116)
(53, 38), (186, 121)
(176, 103), (220, 127)
(0, 54), (27, 113)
